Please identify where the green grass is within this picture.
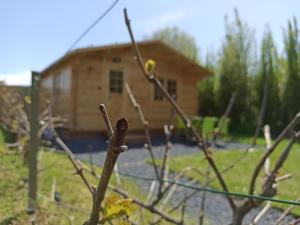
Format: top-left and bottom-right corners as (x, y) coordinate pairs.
(229, 133), (266, 145)
(0, 150), (150, 225)
(164, 139), (300, 215)
(0, 129), (199, 225)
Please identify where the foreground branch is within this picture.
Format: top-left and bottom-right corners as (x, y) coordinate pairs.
(87, 116), (128, 225)
(123, 8), (235, 211)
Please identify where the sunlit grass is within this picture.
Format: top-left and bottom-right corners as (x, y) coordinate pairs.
(163, 139), (300, 215)
(0, 129), (199, 225)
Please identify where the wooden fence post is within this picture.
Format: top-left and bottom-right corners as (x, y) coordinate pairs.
(28, 71), (40, 214)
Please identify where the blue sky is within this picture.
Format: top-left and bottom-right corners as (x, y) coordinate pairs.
(0, 0), (299, 85)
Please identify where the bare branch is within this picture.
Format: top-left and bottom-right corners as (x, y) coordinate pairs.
(145, 181), (157, 204)
(263, 125), (272, 176)
(55, 137), (94, 194)
(123, 8), (235, 211)
(283, 218), (300, 225)
(125, 83), (160, 179)
(180, 195), (187, 225)
(249, 112), (300, 195)
(252, 68), (269, 146)
(153, 125), (172, 205)
(99, 104), (114, 137)
(109, 185), (181, 225)
(87, 117), (128, 225)
(274, 197), (300, 225)
(199, 167), (210, 225)
(275, 174), (292, 183)
(249, 202), (271, 225)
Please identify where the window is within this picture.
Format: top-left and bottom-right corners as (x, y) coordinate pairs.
(167, 79), (177, 100)
(154, 78), (164, 100)
(53, 74), (62, 96)
(109, 70), (123, 93)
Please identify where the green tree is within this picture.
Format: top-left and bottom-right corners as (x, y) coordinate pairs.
(198, 51), (217, 115)
(216, 9), (257, 133)
(255, 30), (281, 133)
(148, 27), (200, 62)
(282, 17), (300, 124)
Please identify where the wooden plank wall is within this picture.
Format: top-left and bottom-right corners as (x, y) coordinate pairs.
(40, 66), (72, 129)
(71, 45), (199, 133)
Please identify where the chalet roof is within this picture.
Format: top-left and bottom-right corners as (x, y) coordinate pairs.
(41, 40), (211, 77)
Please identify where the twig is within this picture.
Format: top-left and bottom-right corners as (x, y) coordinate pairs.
(199, 166), (210, 225)
(261, 130), (300, 197)
(160, 125), (172, 183)
(263, 125), (272, 176)
(214, 91), (236, 141)
(109, 185), (181, 225)
(274, 197), (300, 225)
(123, 8), (236, 211)
(275, 174), (292, 183)
(234, 127), (300, 224)
(138, 206), (145, 225)
(87, 116), (128, 225)
(88, 151), (96, 175)
(55, 137), (94, 194)
(180, 195), (187, 225)
(125, 83), (160, 179)
(249, 112), (300, 195)
(113, 164), (122, 186)
(50, 177), (56, 201)
(150, 189), (198, 225)
(249, 125), (273, 225)
(153, 125), (172, 205)
(99, 104), (114, 137)
(284, 218), (300, 225)
(252, 66), (269, 146)
(99, 104), (122, 185)
(145, 180), (157, 204)
(249, 201), (271, 225)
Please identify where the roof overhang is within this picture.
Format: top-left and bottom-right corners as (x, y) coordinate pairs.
(41, 40), (211, 78)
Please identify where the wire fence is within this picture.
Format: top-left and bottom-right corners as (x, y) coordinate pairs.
(108, 170), (300, 206)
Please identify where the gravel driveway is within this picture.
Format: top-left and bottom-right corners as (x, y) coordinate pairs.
(70, 138), (296, 225)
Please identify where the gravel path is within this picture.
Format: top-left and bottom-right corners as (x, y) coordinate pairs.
(73, 140), (296, 225)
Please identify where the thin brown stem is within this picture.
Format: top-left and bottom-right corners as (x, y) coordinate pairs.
(109, 185), (181, 225)
(199, 166), (210, 225)
(274, 197), (300, 225)
(249, 112), (300, 195)
(252, 68), (269, 146)
(125, 83), (160, 179)
(153, 125), (172, 205)
(123, 8), (235, 211)
(87, 117), (128, 225)
(99, 104), (114, 137)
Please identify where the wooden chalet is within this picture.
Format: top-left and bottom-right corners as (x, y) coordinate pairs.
(40, 40), (210, 137)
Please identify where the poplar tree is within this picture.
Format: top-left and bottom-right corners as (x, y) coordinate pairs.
(282, 17), (300, 124)
(255, 30), (281, 132)
(217, 9), (256, 133)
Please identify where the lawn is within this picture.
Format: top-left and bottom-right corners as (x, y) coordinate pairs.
(164, 138), (300, 215)
(0, 131), (148, 225)
(0, 129), (202, 225)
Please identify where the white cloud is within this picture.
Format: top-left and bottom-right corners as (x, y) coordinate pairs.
(137, 8), (196, 33)
(0, 71), (31, 86)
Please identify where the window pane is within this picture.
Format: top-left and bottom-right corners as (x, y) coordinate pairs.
(109, 70), (123, 93)
(167, 80), (177, 100)
(154, 78), (164, 100)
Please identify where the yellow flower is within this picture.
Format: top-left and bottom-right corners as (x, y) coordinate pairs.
(99, 194), (135, 224)
(144, 59), (156, 74)
(24, 96), (31, 104)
